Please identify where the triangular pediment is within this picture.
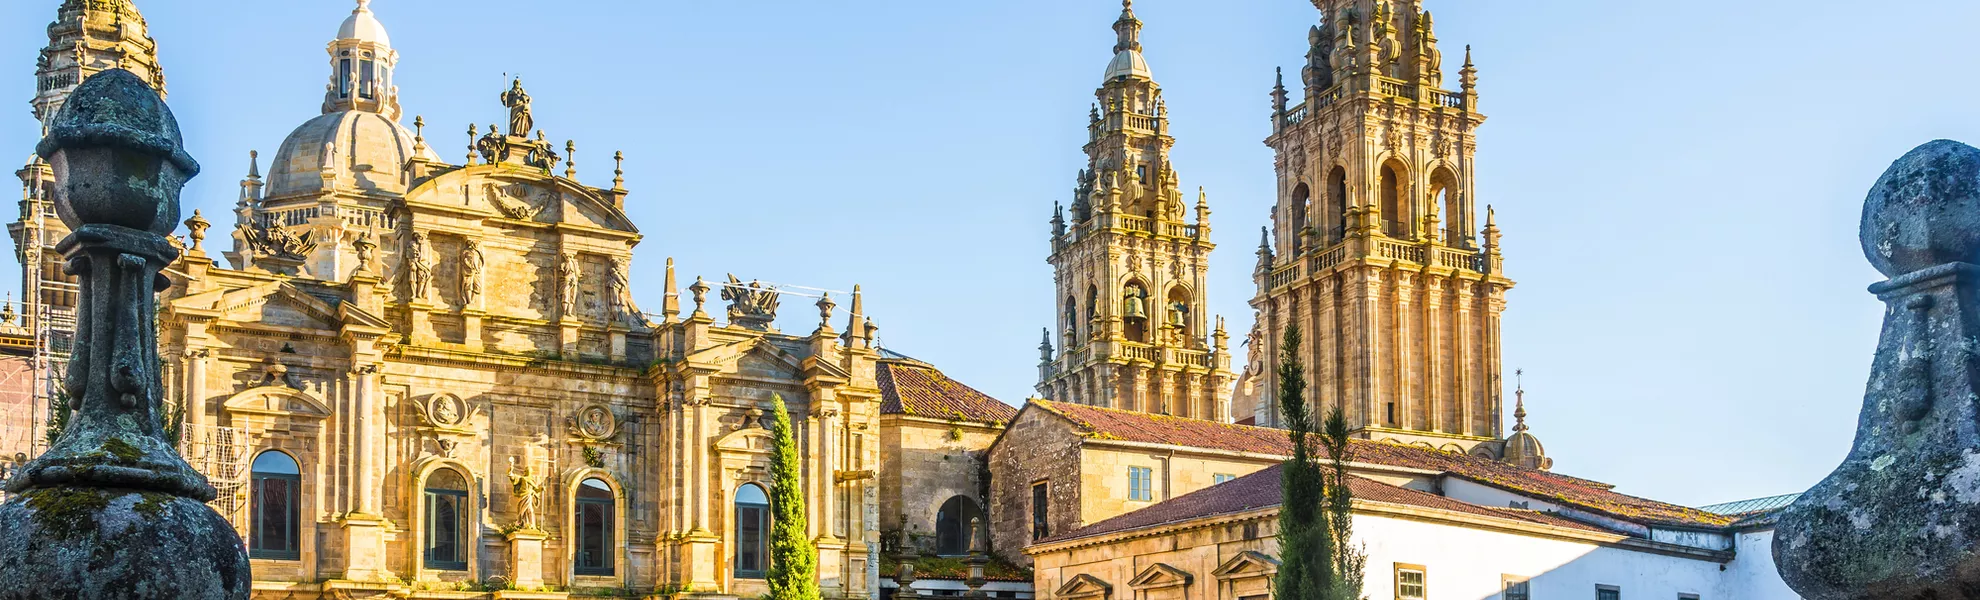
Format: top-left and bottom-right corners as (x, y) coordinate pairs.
(198, 281), (345, 330)
(1212, 550), (1280, 580)
(223, 386), (332, 419)
(714, 427), (777, 454)
(1129, 563), (1193, 589)
(1056, 574), (1113, 599)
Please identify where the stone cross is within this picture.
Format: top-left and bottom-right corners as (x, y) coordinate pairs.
(0, 69), (250, 599)
(1776, 140), (1980, 598)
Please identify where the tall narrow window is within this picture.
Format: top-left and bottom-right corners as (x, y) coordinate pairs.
(1128, 466), (1153, 502)
(358, 58), (377, 99)
(338, 58), (353, 98)
(423, 469), (470, 571)
(934, 495), (984, 556)
(1395, 564), (1427, 600)
(249, 451), (301, 560)
(735, 484), (770, 579)
(1290, 183), (1312, 250)
(1597, 585), (1622, 600)
(1381, 164), (1405, 237)
(1503, 576), (1530, 600)
(1328, 167), (1349, 240)
(574, 478), (614, 576)
(1031, 481), (1050, 541)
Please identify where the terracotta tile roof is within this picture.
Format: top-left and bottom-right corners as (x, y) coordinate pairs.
(1039, 464), (1621, 545)
(877, 360), (1019, 425)
(1028, 400), (1733, 529)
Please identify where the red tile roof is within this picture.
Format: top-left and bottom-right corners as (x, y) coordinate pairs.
(878, 360), (1020, 425)
(1039, 464), (1621, 545)
(1028, 400), (1732, 529)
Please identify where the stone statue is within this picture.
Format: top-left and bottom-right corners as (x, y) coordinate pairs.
(404, 231), (432, 301)
(1775, 140), (1980, 599)
(501, 79), (533, 139)
(506, 456), (545, 531)
(460, 239), (484, 307)
(606, 257), (632, 323)
(238, 220), (317, 261)
(558, 252), (581, 317)
(351, 231), (376, 276)
(722, 274), (780, 330)
(0, 69), (251, 599)
(1122, 288), (1147, 319)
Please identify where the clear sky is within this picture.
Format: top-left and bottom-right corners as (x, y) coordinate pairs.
(5, 0), (1980, 508)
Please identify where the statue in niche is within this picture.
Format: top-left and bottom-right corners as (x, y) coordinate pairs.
(460, 239), (485, 307)
(501, 79), (533, 139)
(606, 257), (632, 323)
(1122, 287), (1148, 320)
(507, 456), (546, 531)
(404, 231), (433, 301)
(558, 252), (581, 317)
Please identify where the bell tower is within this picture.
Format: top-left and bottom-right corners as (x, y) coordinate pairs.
(1251, 0), (1514, 455)
(1038, 1), (1235, 423)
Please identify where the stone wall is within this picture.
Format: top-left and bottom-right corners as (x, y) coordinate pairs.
(988, 409), (1086, 566)
(880, 415), (1002, 555)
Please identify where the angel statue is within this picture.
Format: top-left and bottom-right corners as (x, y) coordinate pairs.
(507, 456), (547, 531)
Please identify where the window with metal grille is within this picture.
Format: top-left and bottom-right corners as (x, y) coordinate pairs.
(1396, 565), (1426, 599)
(1597, 585), (1622, 600)
(1129, 467), (1154, 501)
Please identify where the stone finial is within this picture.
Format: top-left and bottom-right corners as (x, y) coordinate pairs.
(0, 69), (250, 599)
(351, 231), (377, 276)
(662, 257), (681, 321)
(689, 276), (711, 318)
(184, 209), (209, 251)
(412, 115), (426, 151)
(612, 151), (625, 191)
(466, 124), (479, 165)
(1775, 140), (1980, 599)
(816, 292), (836, 331)
(564, 140), (576, 179)
(1039, 328), (1053, 363)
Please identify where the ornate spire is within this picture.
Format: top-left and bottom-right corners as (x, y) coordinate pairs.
(613, 151), (626, 191)
(1113, 1), (1142, 54)
(33, 0), (164, 128)
(1039, 328), (1054, 363)
(323, 0), (401, 118)
(1511, 369), (1528, 433)
(662, 257), (681, 321)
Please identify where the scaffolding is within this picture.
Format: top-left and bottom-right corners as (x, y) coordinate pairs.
(181, 423), (254, 519)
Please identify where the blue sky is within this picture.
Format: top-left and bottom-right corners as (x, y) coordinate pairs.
(5, 0), (1980, 507)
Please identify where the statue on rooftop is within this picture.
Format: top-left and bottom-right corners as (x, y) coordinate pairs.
(502, 79), (533, 139)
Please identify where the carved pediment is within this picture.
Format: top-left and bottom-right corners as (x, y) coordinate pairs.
(192, 281), (346, 331)
(1212, 550), (1280, 580)
(404, 169), (638, 234)
(714, 427), (775, 455)
(1057, 574), (1114, 599)
(1129, 563), (1193, 590)
(223, 386), (331, 419)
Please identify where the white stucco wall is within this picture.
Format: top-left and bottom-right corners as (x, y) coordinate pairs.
(1724, 528), (1801, 599)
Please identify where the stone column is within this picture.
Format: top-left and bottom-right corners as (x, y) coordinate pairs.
(0, 69), (250, 600)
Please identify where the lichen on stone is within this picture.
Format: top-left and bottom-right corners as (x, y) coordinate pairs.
(22, 487), (110, 541)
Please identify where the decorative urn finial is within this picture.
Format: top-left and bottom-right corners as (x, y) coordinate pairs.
(0, 69), (249, 599)
(1776, 140), (1980, 599)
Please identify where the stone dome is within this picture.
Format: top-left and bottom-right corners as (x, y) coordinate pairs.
(1501, 430), (1552, 471)
(1104, 49), (1151, 81)
(264, 110), (433, 200)
(337, 0), (391, 46)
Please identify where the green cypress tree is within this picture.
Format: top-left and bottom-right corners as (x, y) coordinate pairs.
(1275, 326), (1335, 600)
(1322, 407), (1368, 600)
(767, 394), (820, 600)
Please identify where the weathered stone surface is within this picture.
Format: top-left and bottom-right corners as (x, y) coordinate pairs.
(1775, 140), (1980, 599)
(0, 69), (248, 600)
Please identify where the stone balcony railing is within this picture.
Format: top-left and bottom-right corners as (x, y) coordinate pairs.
(1277, 78), (1466, 133)
(1264, 235), (1500, 293)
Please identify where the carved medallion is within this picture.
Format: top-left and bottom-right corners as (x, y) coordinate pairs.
(572, 404), (619, 440)
(425, 394), (468, 427)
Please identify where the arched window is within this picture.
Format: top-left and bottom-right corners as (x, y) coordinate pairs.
(1085, 286), (1100, 329)
(1165, 286), (1192, 340)
(1064, 296), (1079, 345)
(1122, 281), (1151, 343)
(735, 484), (770, 579)
(1430, 168), (1463, 247)
(249, 451), (301, 560)
(1381, 163), (1407, 238)
(935, 495), (985, 556)
(574, 478), (615, 576)
(1290, 183), (1312, 251)
(1328, 167), (1349, 241)
(424, 468), (471, 571)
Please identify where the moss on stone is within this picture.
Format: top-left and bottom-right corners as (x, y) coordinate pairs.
(101, 437), (143, 463)
(133, 492), (172, 519)
(22, 487), (111, 541)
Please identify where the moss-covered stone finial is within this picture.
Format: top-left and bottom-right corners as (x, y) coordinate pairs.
(0, 68), (249, 600)
(1776, 139), (1980, 600)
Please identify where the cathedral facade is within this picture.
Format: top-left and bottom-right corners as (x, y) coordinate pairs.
(12, 2), (884, 598)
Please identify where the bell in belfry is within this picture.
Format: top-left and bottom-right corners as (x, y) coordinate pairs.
(1122, 288), (1147, 319)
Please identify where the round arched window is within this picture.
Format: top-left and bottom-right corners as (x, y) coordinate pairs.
(249, 451), (300, 560)
(574, 479), (615, 576)
(734, 484), (771, 579)
(423, 469), (470, 570)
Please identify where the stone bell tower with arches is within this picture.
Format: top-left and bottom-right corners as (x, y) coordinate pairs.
(1038, 1), (1235, 423)
(1249, 0), (1515, 456)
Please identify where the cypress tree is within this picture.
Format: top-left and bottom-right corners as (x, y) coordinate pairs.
(767, 394), (820, 600)
(1275, 326), (1335, 600)
(1322, 407), (1368, 600)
